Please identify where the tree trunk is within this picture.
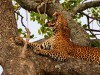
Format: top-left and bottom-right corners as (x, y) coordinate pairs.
(0, 0), (36, 75)
(0, 0), (100, 75)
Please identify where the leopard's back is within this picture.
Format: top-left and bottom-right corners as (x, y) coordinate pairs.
(72, 46), (100, 64)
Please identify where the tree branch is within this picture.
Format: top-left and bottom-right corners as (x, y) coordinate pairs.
(15, 11), (31, 58)
(15, 0), (59, 12)
(80, 12), (100, 22)
(15, 0), (38, 11)
(83, 12), (97, 39)
(85, 29), (100, 32)
(72, 1), (100, 16)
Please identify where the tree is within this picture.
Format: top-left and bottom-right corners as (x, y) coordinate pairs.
(0, 0), (100, 75)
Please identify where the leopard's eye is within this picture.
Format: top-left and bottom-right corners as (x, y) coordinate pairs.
(40, 45), (43, 49)
(66, 26), (68, 27)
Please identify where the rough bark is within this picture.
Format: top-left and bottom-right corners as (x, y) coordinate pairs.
(0, 0), (100, 75)
(0, 0), (18, 65)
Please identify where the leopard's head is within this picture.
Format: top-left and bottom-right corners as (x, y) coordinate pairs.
(47, 11), (69, 35)
(53, 11), (62, 17)
(46, 11), (62, 28)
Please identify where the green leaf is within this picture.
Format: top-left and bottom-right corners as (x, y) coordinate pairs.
(89, 34), (95, 38)
(83, 24), (87, 29)
(18, 28), (22, 34)
(91, 41), (100, 47)
(47, 32), (52, 36)
(44, 35), (49, 38)
(30, 34), (34, 38)
(23, 33), (26, 38)
(38, 29), (41, 35)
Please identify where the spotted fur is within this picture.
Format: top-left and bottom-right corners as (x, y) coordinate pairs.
(15, 11), (100, 64)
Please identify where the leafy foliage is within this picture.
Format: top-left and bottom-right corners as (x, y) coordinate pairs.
(30, 12), (47, 25)
(91, 41), (100, 47)
(89, 7), (100, 17)
(62, 0), (82, 10)
(30, 12), (53, 38)
(87, 7), (100, 25)
(74, 13), (83, 25)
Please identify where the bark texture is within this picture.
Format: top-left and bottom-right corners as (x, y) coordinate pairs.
(0, 0), (100, 75)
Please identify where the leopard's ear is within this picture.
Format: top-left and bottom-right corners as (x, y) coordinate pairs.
(53, 11), (59, 16)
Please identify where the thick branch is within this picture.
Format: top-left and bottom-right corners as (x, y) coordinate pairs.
(72, 1), (100, 16)
(15, 0), (38, 11)
(15, 0), (59, 12)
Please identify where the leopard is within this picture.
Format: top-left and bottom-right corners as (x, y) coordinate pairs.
(14, 11), (100, 64)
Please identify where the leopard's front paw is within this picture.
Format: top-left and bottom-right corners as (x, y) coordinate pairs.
(14, 37), (25, 46)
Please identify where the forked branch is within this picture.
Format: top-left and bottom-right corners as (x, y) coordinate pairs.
(72, 1), (100, 16)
